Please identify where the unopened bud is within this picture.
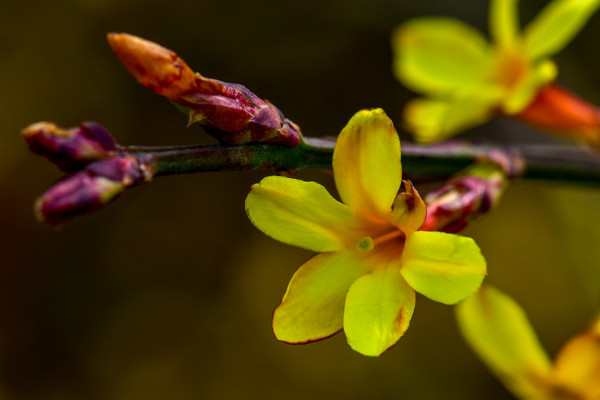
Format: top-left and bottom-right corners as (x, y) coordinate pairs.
(420, 161), (507, 233)
(107, 32), (197, 100)
(107, 33), (301, 147)
(516, 83), (600, 148)
(35, 156), (152, 225)
(22, 122), (118, 172)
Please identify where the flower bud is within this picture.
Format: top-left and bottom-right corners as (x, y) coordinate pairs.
(107, 32), (198, 100)
(35, 156), (152, 225)
(107, 33), (301, 147)
(420, 161), (507, 233)
(22, 122), (118, 172)
(516, 83), (600, 148)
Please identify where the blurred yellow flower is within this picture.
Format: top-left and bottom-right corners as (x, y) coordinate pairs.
(456, 285), (600, 399)
(392, 0), (600, 143)
(245, 108), (486, 356)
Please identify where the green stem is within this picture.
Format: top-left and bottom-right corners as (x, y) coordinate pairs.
(122, 143), (208, 152)
(133, 137), (600, 185)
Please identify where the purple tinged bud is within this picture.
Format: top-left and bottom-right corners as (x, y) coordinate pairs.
(248, 105), (283, 141)
(22, 122), (118, 172)
(35, 174), (124, 224)
(183, 78), (301, 147)
(421, 160), (507, 233)
(35, 156), (152, 225)
(85, 156), (146, 183)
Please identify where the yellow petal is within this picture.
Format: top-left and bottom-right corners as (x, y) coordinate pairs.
(490, 0), (520, 49)
(272, 251), (368, 344)
(333, 108), (402, 219)
(552, 314), (600, 398)
(455, 285), (553, 399)
(523, 0), (600, 60)
(343, 259), (415, 357)
(404, 91), (502, 143)
(501, 60), (558, 114)
(246, 176), (363, 252)
(390, 180), (427, 234)
(392, 17), (493, 94)
(400, 231), (486, 305)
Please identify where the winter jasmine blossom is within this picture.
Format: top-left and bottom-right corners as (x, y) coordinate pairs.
(246, 108), (487, 356)
(393, 0), (600, 144)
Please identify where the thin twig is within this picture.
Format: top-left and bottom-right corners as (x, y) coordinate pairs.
(132, 137), (600, 186)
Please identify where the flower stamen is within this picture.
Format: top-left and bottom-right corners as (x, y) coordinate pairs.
(357, 229), (405, 252)
(372, 230), (405, 247)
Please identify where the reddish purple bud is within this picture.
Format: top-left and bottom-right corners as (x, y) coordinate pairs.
(420, 161), (507, 233)
(22, 122), (118, 172)
(182, 78), (301, 147)
(107, 33), (301, 147)
(35, 156), (152, 225)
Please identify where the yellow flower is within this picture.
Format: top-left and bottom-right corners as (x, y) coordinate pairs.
(245, 108), (487, 356)
(392, 0), (600, 143)
(456, 285), (600, 399)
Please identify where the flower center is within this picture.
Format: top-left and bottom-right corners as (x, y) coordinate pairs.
(356, 229), (405, 252)
(493, 48), (530, 89)
(357, 236), (374, 251)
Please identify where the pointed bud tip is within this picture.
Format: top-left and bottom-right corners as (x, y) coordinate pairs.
(107, 32), (196, 99)
(22, 122), (47, 137)
(107, 32), (162, 57)
(22, 122), (66, 139)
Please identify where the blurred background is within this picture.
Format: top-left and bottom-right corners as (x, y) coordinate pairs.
(2, 0), (600, 399)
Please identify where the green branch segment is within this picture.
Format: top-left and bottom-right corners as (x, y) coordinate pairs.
(137, 137), (600, 186)
(32, 135), (600, 225)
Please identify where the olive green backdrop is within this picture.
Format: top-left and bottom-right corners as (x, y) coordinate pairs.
(1, 0), (599, 399)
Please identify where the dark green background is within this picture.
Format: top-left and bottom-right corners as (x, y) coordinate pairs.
(1, 0), (599, 398)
